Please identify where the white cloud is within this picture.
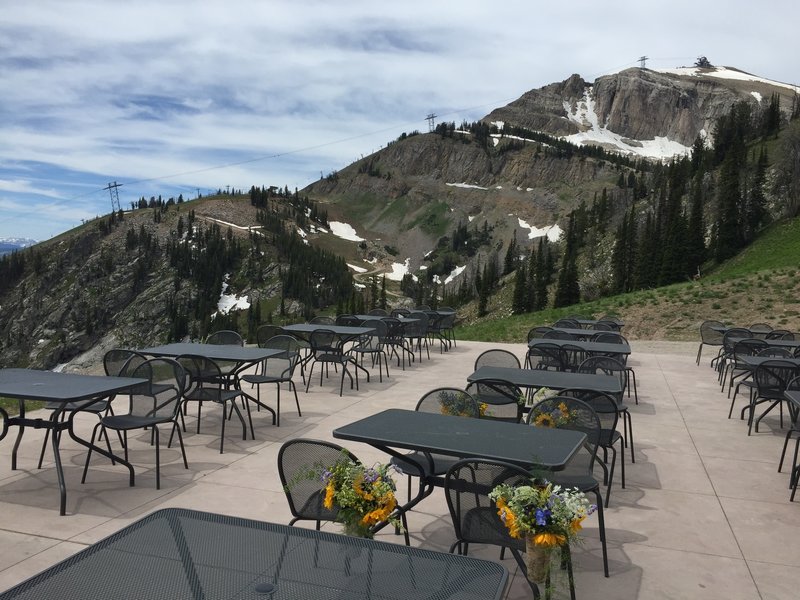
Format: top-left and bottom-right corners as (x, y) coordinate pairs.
(1, 0), (798, 239)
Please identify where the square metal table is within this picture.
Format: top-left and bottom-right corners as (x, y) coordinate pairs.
(140, 343), (283, 425)
(468, 365), (624, 396)
(0, 369), (147, 515)
(333, 408), (586, 530)
(0, 507), (508, 599)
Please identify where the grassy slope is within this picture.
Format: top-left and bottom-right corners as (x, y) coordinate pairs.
(456, 215), (800, 343)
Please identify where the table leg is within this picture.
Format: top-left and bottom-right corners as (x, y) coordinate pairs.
(67, 408), (136, 488)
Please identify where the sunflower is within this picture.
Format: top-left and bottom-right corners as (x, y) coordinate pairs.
(533, 412), (555, 428)
(323, 481), (336, 510)
(532, 532), (566, 548)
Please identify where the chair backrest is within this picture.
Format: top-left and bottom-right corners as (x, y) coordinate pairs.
(733, 338), (769, 361)
(754, 360), (800, 396)
(367, 308), (389, 316)
(527, 342), (565, 371)
(749, 323), (773, 339)
(543, 330), (576, 340)
(599, 315), (623, 325)
(699, 320), (726, 345)
(465, 379), (523, 422)
(335, 314), (360, 326)
(527, 326), (553, 341)
(590, 322), (614, 331)
(527, 396), (600, 473)
(256, 325), (282, 348)
(407, 311), (429, 335)
(262, 335), (300, 379)
(577, 355), (626, 392)
(555, 388), (620, 432)
(128, 358), (186, 420)
(309, 316), (335, 325)
(104, 349), (147, 377)
(591, 332), (626, 345)
(553, 318), (579, 329)
(416, 388), (480, 418)
(444, 458), (531, 550)
(382, 317), (404, 342)
(722, 328), (752, 354)
(277, 438), (360, 524)
(474, 349), (521, 370)
(309, 329), (338, 354)
(176, 354), (225, 396)
(767, 329), (795, 340)
(353, 319), (387, 351)
(205, 330), (244, 346)
(391, 308), (411, 318)
(757, 346), (793, 358)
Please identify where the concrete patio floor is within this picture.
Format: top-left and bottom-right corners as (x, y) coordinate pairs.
(1, 339), (798, 599)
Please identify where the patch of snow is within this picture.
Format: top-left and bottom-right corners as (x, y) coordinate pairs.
(526, 188), (533, 192)
(53, 363), (68, 373)
(751, 91), (763, 103)
(492, 137), (499, 147)
(563, 89), (691, 159)
(419, 265), (428, 270)
(468, 215), (475, 222)
(347, 263), (368, 273)
(446, 182), (488, 190)
(354, 283), (366, 289)
(328, 221), (364, 242)
(496, 186), (503, 189)
(492, 121), (505, 130)
(386, 258), (411, 282)
(444, 265), (466, 285)
(655, 66), (800, 93)
(296, 227), (307, 238)
(518, 218), (563, 242)
(214, 276), (250, 316)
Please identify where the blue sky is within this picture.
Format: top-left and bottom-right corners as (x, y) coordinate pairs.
(2, 0), (798, 241)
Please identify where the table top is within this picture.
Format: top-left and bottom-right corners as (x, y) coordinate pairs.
(548, 327), (597, 339)
(574, 319), (624, 328)
(140, 343), (282, 363)
(0, 369), (146, 403)
(281, 324), (375, 337)
(352, 315), (419, 324)
(468, 365), (623, 395)
(740, 355), (800, 369)
(334, 408), (586, 471)
(529, 338), (631, 355)
(0, 507), (507, 600)
(785, 390), (800, 407)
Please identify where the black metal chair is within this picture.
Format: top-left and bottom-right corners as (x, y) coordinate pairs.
(406, 311), (431, 361)
(309, 316), (335, 325)
(553, 318), (580, 329)
(205, 330), (244, 346)
(527, 396), (609, 578)
(391, 308), (411, 318)
(749, 323), (773, 339)
(696, 320), (726, 367)
(255, 324), (282, 348)
(444, 458), (575, 598)
(335, 314), (360, 326)
(348, 319), (390, 382)
(543, 330), (577, 340)
(474, 348), (521, 370)
(747, 360), (800, 435)
(767, 329), (795, 340)
(277, 438), (360, 529)
(777, 376), (800, 501)
(176, 355), (252, 453)
(717, 328), (751, 384)
(383, 317), (414, 370)
(37, 349), (145, 469)
(367, 308), (389, 317)
(240, 335), (301, 427)
(390, 388), (480, 502)
(526, 342), (566, 371)
(725, 338), (769, 399)
(305, 329), (358, 396)
(82, 358), (188, 489)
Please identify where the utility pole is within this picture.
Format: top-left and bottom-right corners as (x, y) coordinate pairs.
(638, 55), (648, 69)
(103, 181), (122, 213)
(426, 113), (437, 133)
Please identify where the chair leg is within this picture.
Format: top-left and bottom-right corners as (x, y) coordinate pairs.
(696, 343), (703, 365)
(81, 423), (102, 484)
(593, 488), (610, 577)
(154, 426), (161, 490)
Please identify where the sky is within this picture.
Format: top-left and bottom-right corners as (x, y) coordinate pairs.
(2, 0), (799, 241)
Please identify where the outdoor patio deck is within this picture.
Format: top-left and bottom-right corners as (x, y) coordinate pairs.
(0, 340), (797, 599)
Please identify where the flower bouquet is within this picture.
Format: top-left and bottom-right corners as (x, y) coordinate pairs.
(489, 479), (595, 583)
(437, 389), (487, 417)
(528, 398), (578, 428)
(320, 453), (401, 538)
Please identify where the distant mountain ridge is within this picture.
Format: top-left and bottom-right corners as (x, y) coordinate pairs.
(0, 238), (37, 256)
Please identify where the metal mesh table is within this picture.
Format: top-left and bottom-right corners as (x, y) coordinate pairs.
(0, 508), (507, 599)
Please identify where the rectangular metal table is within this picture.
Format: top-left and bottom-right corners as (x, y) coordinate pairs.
(280, 324), (375, 338)
(529, 337), (631, 356)
(0, 369), (146, 515)
(0, 507), (507, 599)
(140, 343), (283, 425)
(333, 408), (586, 531)
(468, 365), (624, 396)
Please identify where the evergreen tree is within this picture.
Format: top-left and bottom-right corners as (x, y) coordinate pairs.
(553, 216), (580, 307)
(512, 261), (528, 314)
(503, 233), (517, 275)
(534, 238), (550, 310)
(743, 146), (768, 241)
(380, 275), (387, 310)
(714, 153), (744, 261)
(686, 175), (706, 277)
